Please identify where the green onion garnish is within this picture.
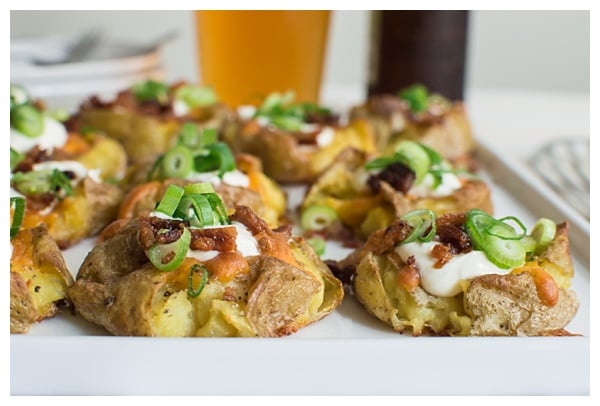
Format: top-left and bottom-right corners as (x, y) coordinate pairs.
(11, 169), (73, 198)
(10, 197), (25, 240)
(300, 204), (338, 231)
(147, 227), (191, 272)
(399, 84), (429, 113)
(155, 184), (186, 217)
(306, 236), (326, 257)
(188, 264), (209, 298)
(10, 148), (24, 171)
(161, 145), (194, 179)
(253, 91), (332, 131)
(11, 103), (44, 138)
(132, 80), (169, 105)
(400, 209), (437, 244)
(465, 209), (526, 269)
(175, 85), (218, 108)
(530, 218), (556, 255)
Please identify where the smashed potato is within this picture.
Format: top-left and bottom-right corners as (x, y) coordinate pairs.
(70, 206), (343, 337)
(10, 226), (74, 334)
(333, 213), (578, 336)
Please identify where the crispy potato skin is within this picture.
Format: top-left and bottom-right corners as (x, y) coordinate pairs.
(350, 97), (475, 161)
(10, 226), (74, 334)
(223, 118), (377, 183)
(20, 178), (123, 249)
(351, 221), (578, 336)
(70, 218), (343, 337)
(78, 104), (231, 164)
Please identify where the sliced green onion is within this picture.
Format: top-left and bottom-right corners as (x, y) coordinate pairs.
(147, 227), (191, 272)
(178, 123), (202, 148)
(48, 108), (69, 122)
(465, 209), (526, 269)
(306, 236), (326, 257)
(271, 115), (303, 131)
(521, 235), (537, 254)
(184, 182), (215, 195)
(300, 204), (338, 231)
(399, 84), (429, 113)
(204, 193), (230, 225)
(400, 209), (436, 244)
(11, 169), (73, 198)
(364, 156), (400, 171)
(155, 184), (185, 217)
(161, 145), (194, 179)
(530, 218), (556, 254)
(394, 140), (431, 184)
(178, 194), (215, 227)
(132, 80), (169, 104)
(11, 104), (44, 138)
(175, 85), (218, 108)
(10, 197), (25, 240)
(188, 264), (209, 298)
(482, 236), (526, 269)
(212, 142), (236, 177)
(10, 148), (24, 171)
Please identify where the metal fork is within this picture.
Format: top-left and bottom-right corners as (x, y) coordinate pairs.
(528, 138), (590, 220)
(34, 29), (102, 65)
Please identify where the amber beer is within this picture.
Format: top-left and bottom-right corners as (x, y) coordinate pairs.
(368, 10), (469, 100)
(195, 10), (330, 107)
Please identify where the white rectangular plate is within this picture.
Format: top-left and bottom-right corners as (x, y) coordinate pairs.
(10, 141), (590, 395)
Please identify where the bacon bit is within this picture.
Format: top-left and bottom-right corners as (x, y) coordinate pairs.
(230, 205), (271, 235)
(137, 216), (185, 249)
(367, 162), (415, 194)
(431, 243), (454, 268)
(395, 254), (420, 291)
(437, 224), (472, 255)
(189, 227), (237, 252)
(436, 212), (467, 228)
(203, 251), (249, 283)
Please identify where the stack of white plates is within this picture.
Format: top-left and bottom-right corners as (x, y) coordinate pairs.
(11, 34), (165, 109)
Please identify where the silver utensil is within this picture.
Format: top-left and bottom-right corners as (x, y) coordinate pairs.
(528, 137), (590, 220)
(34, 29), (102, 65)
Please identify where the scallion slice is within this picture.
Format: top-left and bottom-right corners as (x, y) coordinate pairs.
(188, 264), (209, 298)
(306, 236), (326, 257)
(300, 204), (338, 231)
(400, 209), (436, 244)
(10, 196), (25, 240)
(132, 80), (169, 104)
(530, 218), (556, 254)
(184, 182), (215, 195)
(155, 184), (185, 217)
(393, 140), (431, 184)
(161, 145), (194, 179)
(175, 85), (217, 108)
(147, 227), (191, 272)
(399, 84), (429, 113)
(11, 103), (44, 138)
(178, 194), (215, 227)
(10, 148), (24, 171)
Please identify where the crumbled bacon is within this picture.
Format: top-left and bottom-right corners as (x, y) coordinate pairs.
(431, 243), (454, 268)
(367, 162), (415, 194)
(437, 224), (472, 255)
(395, 254), (420, 291)
(230, 205), (272, 235)
(189, 227), (237, 252)
(137, 217), (185, 249)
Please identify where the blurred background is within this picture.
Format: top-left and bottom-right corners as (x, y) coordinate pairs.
(10, 10), (590, 108)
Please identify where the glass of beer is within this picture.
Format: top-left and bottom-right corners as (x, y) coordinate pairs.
(195, 10), (331, 107)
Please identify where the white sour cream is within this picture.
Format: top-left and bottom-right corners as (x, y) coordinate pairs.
(237, 105), (257, 121)
(395, 241), (511, 297)
(32, 160), (101, 184)
(172, 99), (190, 117)
(409, 172), (462, 198)
(10, 117), (68, 154)
(186, 169), (250, 188)
(315, 126), (335, 147)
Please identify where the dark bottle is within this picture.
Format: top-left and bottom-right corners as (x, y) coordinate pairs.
(368, 10), (469, 101)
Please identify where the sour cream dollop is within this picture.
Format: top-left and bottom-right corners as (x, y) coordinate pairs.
(10, 117), (68, 154)
(395, 242), (511, 297)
